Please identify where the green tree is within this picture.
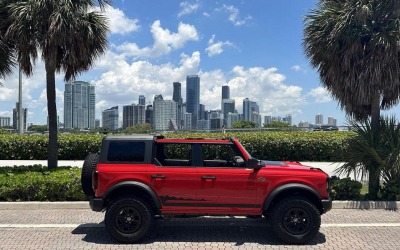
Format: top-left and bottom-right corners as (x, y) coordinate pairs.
(304, 0), (400, 198)
(231, 120), (256, 129)
(0, 0), (109, 168)
(263, 121), (290, 128)
(123, 123), (152, 134)
(28, 125), (47, 133)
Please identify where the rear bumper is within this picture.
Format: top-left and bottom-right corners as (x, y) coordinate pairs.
(321, 197), (332, 214)
(89, 198), (104, 212)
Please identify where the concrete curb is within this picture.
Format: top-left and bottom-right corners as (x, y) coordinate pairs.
(0, 201), (398, 210)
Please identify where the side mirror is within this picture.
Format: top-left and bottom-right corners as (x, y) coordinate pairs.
(247, 158), (261, 169)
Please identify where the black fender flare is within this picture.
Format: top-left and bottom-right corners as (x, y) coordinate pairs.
(104, 181), (161, 209)
(262, 183), (321, 211)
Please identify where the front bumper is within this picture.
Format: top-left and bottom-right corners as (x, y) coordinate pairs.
(89, 198), (104, 212)
(321, 197), (332, 214)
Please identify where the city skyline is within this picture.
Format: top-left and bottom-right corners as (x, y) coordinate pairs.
(1, 1), (398, 126)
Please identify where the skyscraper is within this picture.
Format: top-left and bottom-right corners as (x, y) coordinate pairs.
(222, 99), (235, 125)
(138, 95), (146, 105)
(222, 85), (230, 99)
(315, 114), (323, 125)
(328, 116), (337, 126)
(123, 104), (145, 129)
(173, 82), (183, 129)
(0, 117), (11, 127)
(64, 81), (95, 129)
(153, 94), (178, 131)
(243, 98), (259, 121)
(102, 106), (119, 131)
(186, 75), (200, 129)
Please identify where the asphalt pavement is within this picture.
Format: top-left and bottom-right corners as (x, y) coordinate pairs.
(0, 207), (399, 249)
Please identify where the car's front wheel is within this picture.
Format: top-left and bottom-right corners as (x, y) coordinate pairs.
(271, 197), (321, 244)
(105, 197), (154, 243)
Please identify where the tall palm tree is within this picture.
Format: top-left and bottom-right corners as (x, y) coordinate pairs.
(1, 0), (109, 168)
(304, 0), (400, 197)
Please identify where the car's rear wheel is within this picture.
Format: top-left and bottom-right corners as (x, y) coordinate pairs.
(271, 197), (321, 244)
(105, 197), (154, 243)
(81, 153), (99, 197)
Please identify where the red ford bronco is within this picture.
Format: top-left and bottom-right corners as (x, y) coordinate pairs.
(82, 135), (331, 244)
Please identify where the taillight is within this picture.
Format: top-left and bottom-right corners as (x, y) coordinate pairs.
(92, 171), (98, 190)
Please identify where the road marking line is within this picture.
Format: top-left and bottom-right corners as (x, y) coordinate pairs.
(322, 223), (400, 227)
(0, 223), (400, 228)
(0, 224), (103, 228)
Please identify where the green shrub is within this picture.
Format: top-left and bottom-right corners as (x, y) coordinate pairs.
(381, 179), (400, 201)
(0, 132), (353, 161)
(330, 177), (362, 200)
(0, 165), (87, 201)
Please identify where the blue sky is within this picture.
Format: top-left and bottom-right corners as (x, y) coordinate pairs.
(1, 0), (394, 127)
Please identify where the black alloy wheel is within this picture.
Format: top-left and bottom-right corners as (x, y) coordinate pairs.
(282, 206), (311, 235)
(115, 206), (143, 234)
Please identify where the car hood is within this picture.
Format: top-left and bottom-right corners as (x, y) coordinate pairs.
(260, 160), (317, 171)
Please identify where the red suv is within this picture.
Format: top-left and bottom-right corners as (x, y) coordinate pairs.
(82, 135), (331, 244)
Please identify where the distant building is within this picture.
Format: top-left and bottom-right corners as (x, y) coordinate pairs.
(298, 121), (310, 128)
(184, 112), (192, 130)
(64, 81), (96, 129)
(226, 112), (239, 128)
(173, 82), (183, 129)
(243, 98), (259, 122)
(123, 104), (145, 129)
(222, 99), (235, 126)
(222, 85), (230, 99)
(102, 106), (119, 131)
(328, 116), (337, 126)
(282, 114), (292, 125)
(138, 95), (146, 105)
(186, 75), (200, 129)
(145, 105), (153, 126)
(315, 114), (323, 125)
(95, 119), (100, 128)
(0, 117), (11, 127)
(12, 102), (27, 130)
(153, 94), (178, 131)
(264, 116), (272, 126)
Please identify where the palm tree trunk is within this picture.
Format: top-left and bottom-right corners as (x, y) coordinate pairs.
(369, 89), (381, 198)
(45, 61), (58, 169)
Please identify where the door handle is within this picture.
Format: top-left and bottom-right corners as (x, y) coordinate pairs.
(151, 175), (166, 179)
(201, 175), (216, 180)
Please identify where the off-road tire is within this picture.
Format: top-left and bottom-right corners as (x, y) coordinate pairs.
(105, 197), (154, 243)
(81, 153), (99, 196)
(271, 197), (321, 244)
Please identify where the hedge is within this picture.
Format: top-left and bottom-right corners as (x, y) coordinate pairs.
(0, 165), (86, 201)
(0, 131), (353, 161)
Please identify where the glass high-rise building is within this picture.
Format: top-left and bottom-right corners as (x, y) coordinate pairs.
(64, 81), (96, 129)
(138, 95), (146, 105)
(222, 85), (230, 99)
(186, 75), (200, 129)
(102, 106), (119, 131)
(243, 98), (259, 121)
(173, 82), (183, 129)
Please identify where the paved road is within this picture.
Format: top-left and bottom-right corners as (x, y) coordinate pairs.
(0, 208), (399, 249)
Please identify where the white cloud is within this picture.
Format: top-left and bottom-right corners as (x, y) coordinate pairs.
(291, 65), (301, 71)
(221, 4), (252, 26)
(205, 35), (234, 57)
(116, 20), (199, 58)
(308, 87), (332, 103)
(178, 1), (199, 17)
(97, 6), (140, 35)
(0, 87), (17, 101)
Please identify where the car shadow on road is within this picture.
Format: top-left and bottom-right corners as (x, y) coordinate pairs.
(71, 217), (326, 246)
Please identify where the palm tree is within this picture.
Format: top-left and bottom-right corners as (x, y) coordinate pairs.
(0, 0), (109, 168)
(304, 0), (400, 197)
